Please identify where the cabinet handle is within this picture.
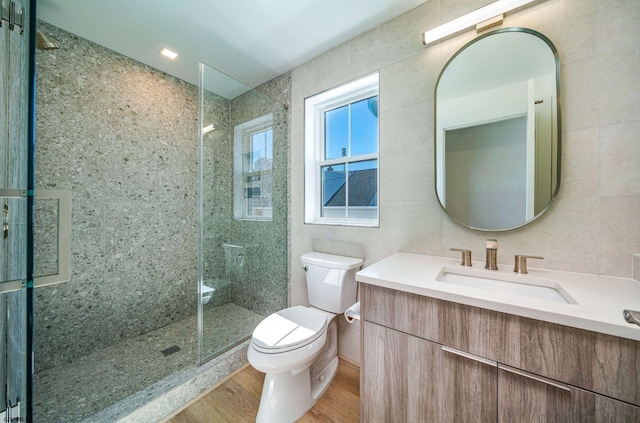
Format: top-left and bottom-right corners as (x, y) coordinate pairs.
(442, 346), (497, 367)
(499, 364), (571, 392)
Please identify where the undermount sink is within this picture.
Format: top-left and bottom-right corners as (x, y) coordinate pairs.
(436, 267), (577, 304)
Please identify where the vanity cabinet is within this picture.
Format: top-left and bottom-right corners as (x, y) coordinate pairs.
(361, 284), (640, 422)
(363, 322), (497, 422)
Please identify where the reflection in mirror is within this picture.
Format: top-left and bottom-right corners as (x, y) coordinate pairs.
(435, 28), (560, 231)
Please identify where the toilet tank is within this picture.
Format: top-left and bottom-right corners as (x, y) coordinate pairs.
(301, 252), (363, 314)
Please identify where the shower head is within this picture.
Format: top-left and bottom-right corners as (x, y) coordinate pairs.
(36, 31), (60, 50)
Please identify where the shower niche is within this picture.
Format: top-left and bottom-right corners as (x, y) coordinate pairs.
(198, 63), (289, 362)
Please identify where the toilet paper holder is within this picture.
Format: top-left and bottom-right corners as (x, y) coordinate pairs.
(344, 302), (360, 323)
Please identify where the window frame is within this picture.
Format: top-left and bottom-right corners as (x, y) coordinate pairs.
(304, 73), (379, 227)
(233, 114), (274, 221)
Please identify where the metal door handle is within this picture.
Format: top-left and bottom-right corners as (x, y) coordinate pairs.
(442, 346), (497, 367)
(499, 364), (571, 392)
(3, 204), (7, 239)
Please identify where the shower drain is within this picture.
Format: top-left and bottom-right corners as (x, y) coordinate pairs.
(161, 345), (181, 357)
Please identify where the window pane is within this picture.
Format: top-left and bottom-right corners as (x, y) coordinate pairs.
(348, 160), (377, 207)
(266, 129), (273, 161)
(321, 164), (345, 218)
(325, 105), (348, 160)
(350, 97), (378, 156)
(251, 129), (273, 171)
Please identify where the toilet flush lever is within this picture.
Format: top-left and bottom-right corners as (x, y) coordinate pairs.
(303, 266), (308, 272)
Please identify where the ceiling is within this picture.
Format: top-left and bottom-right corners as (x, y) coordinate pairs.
(37, 0), (427, 96)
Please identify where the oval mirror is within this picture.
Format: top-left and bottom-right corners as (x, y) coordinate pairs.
(435, 28), (560, 231)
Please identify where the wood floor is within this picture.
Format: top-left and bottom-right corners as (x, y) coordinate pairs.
(165, 359), (360, 423)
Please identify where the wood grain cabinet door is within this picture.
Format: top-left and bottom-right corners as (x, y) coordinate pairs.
(362, 321), (497, 423)
(440, 346), (498, 422)
(498, 364), (640, 423)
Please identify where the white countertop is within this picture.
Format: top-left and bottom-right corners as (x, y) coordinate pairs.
(356, 252), (640, 341)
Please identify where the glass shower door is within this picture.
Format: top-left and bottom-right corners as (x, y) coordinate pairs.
(1, 0), (33, 420)
(198, 63), (288, 363)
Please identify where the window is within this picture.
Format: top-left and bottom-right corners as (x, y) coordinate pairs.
(234, 114), (273, 220)
(304, 73), (379, 226)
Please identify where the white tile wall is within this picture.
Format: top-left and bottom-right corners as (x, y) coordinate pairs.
(290, 0), (640, 363)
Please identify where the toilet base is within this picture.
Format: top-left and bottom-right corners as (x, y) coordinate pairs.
(254, 318), (338, 423)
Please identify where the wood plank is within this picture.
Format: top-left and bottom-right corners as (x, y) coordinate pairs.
(167, 358), (360, 423)
(205, 378), (260, 422)
(232, 364), (265, 399)
(169, 395), (231, 423)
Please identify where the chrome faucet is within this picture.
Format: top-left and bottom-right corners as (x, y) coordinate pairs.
(485, 239), (498, 270)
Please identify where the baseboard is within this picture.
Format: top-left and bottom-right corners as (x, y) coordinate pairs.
(338, 354), (360, 369)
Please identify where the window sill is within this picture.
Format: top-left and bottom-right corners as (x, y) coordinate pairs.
(304, 218), (379, 228)
(234, 217), (272, 222)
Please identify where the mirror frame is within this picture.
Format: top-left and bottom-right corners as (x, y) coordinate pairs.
(434, 27), (561, 231)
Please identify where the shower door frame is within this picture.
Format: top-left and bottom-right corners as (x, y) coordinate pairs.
(0, 0), (37, 420)
(197, 62), (205, 363)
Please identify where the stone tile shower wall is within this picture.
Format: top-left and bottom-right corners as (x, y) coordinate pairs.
(34, 21), (199, 372)
(229, 79), (289, 316)
(201, 74), (290, 317)
(201, 90), (232, 305)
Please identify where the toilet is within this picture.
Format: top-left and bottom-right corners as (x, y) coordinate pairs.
(247, 252), (363, 423)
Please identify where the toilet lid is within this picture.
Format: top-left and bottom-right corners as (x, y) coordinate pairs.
(252, 306), (327, 352)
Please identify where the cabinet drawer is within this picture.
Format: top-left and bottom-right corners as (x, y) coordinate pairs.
(499, 364), (640, 422)
(362, 321), (497, 423)
(362, 283), (640, 406)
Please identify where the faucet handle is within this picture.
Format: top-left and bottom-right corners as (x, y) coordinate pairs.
(485, 239), (498, 250)
(514, 255), (544, 274)
(450, 248), (472, 267)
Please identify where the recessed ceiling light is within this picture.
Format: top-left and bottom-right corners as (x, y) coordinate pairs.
(159, 47), (178, 60)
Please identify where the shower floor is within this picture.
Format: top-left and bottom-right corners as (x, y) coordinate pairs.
(33, 302), (264, 423)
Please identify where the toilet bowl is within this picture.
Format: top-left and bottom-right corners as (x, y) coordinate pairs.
(248, 308), (339, 423)
(248, 252), (362, 423)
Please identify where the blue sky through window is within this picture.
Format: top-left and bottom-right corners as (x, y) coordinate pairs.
(251, 128), (273, 171)
(325, 96), (378, 160)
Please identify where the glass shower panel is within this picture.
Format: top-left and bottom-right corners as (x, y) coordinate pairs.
(199, 63), (288, 362)
(1, 0), (33, 420)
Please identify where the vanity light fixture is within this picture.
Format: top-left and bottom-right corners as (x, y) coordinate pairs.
(159, 47), (178, 60)
(422, 0), (535, 45)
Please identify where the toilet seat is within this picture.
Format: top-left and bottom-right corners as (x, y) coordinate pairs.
(251, 306), (328, 354)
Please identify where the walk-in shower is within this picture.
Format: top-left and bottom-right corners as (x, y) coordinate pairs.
(198, 63), (288, 362)
(29, 20), (289, 422)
